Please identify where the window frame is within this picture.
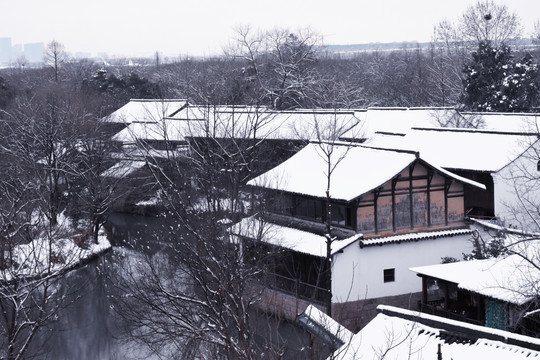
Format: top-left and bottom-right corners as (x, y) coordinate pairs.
(383, 268), (395, 283)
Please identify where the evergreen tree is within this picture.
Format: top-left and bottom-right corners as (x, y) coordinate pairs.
(462, 41), (539, 112)
(0, 76), (15, 110)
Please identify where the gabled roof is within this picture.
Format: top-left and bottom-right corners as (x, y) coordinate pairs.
(329, 305), (540, 360)
(247, 142), (485, 202)
(103, 99), (188, 124)
(410, 250), (539, 305)
(365, 127), (538, 172)
(230, 215), (362, 257)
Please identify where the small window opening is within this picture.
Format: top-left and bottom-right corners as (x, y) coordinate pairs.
(537, 160), (540, 172)
(383, 268), (395, 283)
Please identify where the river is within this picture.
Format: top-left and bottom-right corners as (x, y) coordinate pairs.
(30, 213), (313, 359)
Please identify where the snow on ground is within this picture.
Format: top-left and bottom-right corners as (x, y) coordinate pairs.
(2, 213), (111, 282)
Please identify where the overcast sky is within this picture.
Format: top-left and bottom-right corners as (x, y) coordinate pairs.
(1, 0), (539, 58)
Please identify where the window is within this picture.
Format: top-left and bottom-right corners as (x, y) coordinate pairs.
(272, 192), (293, 215)
(383, 268), (395, 283)
(331, 204), (352, 227)
(295, 197), (323, 221)
(537, 160), (540, 172)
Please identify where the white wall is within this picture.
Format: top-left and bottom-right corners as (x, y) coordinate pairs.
(493, 143), (540, 232)
(331, 233), (473, 303)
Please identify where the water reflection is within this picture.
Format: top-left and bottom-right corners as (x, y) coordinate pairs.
(33, 213), (163, 360)
(32, 213), (312, 359)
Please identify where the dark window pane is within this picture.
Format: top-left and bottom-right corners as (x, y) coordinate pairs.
(383, 268), (395, 283)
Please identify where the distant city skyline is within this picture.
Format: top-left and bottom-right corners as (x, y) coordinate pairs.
(2, 0), (540, 58)
(0, 37), (45, 64)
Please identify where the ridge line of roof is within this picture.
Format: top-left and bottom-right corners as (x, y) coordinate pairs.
(373, 131), (407, 136)
(360, 228), (472, 247)
(366, 106), (457, 111)
(416, 158), (486, 190)
(461, 111), (540, 116)
(358, 144), (419, 156)
(468, 217), (540, 237)
(411, 126), (539, 136)
(128, 99), (187, 102)
(377, 305), (540, 350)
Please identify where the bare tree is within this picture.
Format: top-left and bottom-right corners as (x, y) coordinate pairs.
(109, 103), (308, 358)
(0, 120), (89, 360)
(459, 0), (522, 49)
(2, 89), (84, 227)
(429, 1), (523, 106)
(15, 56), (27, 72)
(44, 40), (68, 83)
(69, 119), (126, 243)
(0, 225), (86, 360)
(533, 20), (540, 45)
(230, 26), (322, 109)
(294, 112), (362, 316)
(427, 34), (467, 106)
(433, 1), (521, 51)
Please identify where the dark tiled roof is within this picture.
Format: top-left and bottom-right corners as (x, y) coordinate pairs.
(360, 228), (472, 247)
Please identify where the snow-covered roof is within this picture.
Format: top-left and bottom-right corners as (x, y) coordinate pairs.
(410, 251), (540, 305)
(299, 305), (353, 346)
(102, 147), (187, 178)
(166, 105), (208, 121)
(188, 108), (361, 140)
(101, 159), (147, 178)
(111, 119), (202, 143)
(108, 103), (361, 143)
(248, 142), (485, 202)
(469, 217), (540, 237)
(366, 128), (538, 172)
(103, 99), (187, 124)
(340, 107), (463, 139)
(339, 108), (540, 141)
(461, 112), (540, 133)
(360, 228), (472, 247)
(330, 305), (540, 360)
(230, 216), (362, 257)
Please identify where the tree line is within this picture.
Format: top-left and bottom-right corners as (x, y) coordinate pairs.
(1, 3), (540, 114)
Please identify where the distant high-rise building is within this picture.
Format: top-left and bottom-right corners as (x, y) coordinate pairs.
(0, 37), (12, 64)
(24, 42), (44, 63)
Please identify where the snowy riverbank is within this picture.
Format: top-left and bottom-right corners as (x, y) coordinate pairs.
(1, 214), (112, 282)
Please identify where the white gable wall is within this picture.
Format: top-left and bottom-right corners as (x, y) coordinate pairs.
(331, 233), (473, 303)
(493, 141), (540, 232)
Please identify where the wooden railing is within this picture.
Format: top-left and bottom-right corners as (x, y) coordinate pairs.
(418, 302), (483, 326)
(268, 272), (328, 305)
